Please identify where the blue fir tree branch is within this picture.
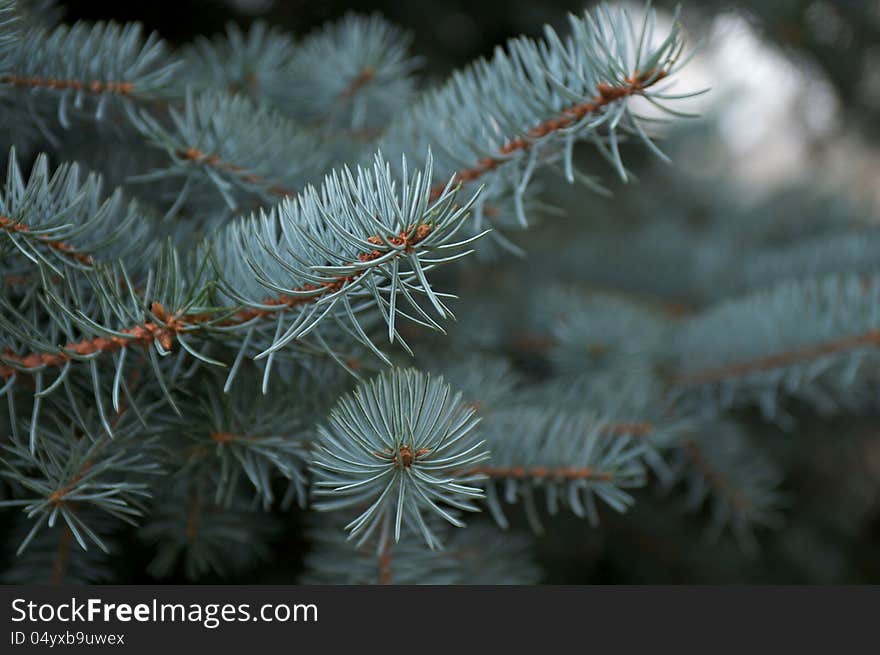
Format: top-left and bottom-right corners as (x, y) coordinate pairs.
(0, 148), (159, 274)
(542, 289), (674, 375)
(0, 20), (179, 130)
(210, 149), (483, 365)
(178, 13), (419, 137)
(1, 150), (476, 400)
(667, 421), (786, 555)
(0, 397), (162, 553)
(0, 245), (214, 427)
(311, 368), (489, 549)
(380, 2), (699, 230)
(475, 407), (647, 532)
(177, 20), (298, 104)
(152, 368), (317, 511)
(138, 476), (280, 580)
(672, 273), (880, 421)
(284, 13), (420, 133)
(3, 515), (117, 584)
(132, 90), (331, 210)
(523, 369), (688, 482)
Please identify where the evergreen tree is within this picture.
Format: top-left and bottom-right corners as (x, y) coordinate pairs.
(1, 0), (876, 585)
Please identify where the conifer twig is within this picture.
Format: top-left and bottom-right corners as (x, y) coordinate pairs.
(338, 66), (375, 101)
(1, 215), (93, 265)
(377, 539), (393, 585)
(673, 329), (880, 385)
(0, 74), (135, 96)
(0, 225), (434, 380)
(427, 69), (669, 201)
(49, 526), (74, 586)
(173, 146), (294, 197)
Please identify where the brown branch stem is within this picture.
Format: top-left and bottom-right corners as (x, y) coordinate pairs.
(45, 371), (138, 507)
(174, 147), (294, 197)
(49, 526), (74, 585)
(606, 421), (655, 437)
(377, 538), (392, 585)
(0, 74), (134, 96)
(427, 69), (667, 201)
(1, 225), (433, 381)
(1, 215), (93, 265)
(174, 68), (378, 196)
(185, 487), (202, 542)
(673, 329), (880, 386)
(339, 66), (375, 101)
